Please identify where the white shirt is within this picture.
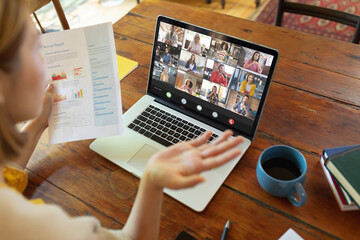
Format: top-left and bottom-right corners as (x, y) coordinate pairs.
(0, 187), (131, 240)
(246, 84), (252, 93)
(187, 41), (201, 55)
(189, 63), (195, 70)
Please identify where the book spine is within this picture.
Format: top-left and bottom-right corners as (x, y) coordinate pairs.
(320, 155), (358, 211)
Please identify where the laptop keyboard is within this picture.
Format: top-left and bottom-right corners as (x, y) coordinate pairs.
(127, 105), (218, 147)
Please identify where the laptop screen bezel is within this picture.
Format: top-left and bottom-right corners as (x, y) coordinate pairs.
(146, 15), (279, 140)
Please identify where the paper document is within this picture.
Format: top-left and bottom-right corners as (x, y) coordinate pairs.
(41, 22), (124, 144)
(278, 228), (304, 240)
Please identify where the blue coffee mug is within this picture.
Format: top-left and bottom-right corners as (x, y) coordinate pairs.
(256, 145), (307, 207)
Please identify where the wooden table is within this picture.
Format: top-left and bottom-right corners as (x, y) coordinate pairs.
(24, 0), (360, 239)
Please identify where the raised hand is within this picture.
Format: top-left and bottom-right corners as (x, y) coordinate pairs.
(144, 130), (243, 190)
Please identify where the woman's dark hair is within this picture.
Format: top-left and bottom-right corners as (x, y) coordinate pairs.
(251, 51), (260, 62)
(246, 73), (254, 81)
(190, 54), (196, 64)
(220, 42), (228, 51)
(186, 79), (193, 88)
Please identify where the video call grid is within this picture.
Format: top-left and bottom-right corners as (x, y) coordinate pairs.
(152, 22), (275, 120)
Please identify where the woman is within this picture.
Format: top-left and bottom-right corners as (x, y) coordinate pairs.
(159, 67), (169, 82)
(185, 54), (197, 72)
(206, 86), (219, 105)
(187, 34), (201, 55)
(239, 73), (256, 97)
(0, 1), (243, 239)
(216, 42), (228, 61)
(243, 51), (262, 74)
(180, 79), (193, 94)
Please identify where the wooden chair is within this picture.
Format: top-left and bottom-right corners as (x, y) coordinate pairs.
(28, 0), (70, 33)
(275, 0), (360, 44)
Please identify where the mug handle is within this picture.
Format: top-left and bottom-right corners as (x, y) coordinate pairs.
(287, 182), (307, 207)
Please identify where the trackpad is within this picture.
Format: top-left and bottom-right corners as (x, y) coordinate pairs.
(128, 144), (159, 172)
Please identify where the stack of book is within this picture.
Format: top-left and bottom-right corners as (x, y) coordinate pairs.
(320, 145), (360, 211)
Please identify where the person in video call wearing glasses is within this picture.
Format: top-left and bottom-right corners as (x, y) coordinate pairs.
(209, 64), (227, 87)
(0, 1), (244, 239)
(187, 33), (202, 55)
(231, 95), (253, 118)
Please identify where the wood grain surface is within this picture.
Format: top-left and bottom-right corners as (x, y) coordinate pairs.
(24, 1), (360, 239)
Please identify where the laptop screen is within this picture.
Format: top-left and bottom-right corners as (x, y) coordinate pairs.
(147, 16), (278, 139)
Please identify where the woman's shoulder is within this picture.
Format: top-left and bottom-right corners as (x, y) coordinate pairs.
(0, 187), (112, 240)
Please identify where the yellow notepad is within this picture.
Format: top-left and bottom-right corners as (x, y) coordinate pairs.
(116, 55), (139, 81)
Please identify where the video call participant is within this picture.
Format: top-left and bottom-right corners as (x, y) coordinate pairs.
(206, 86), (219, 104)
(239, 73), (256, 97)
(180, 79), (193, 94)
(160, 67), (169, 82)
(232, 95), (253, 118)
(209, 64), (227, 87)
(0, 1), (244, 239)
(160, 47), (172, 65)
(163, 25), (178, 47)
(216, 42), (229, 61)
(243, 51), (262, 74)
(187, 33), (202, 55)
(185, 54), (197, 72)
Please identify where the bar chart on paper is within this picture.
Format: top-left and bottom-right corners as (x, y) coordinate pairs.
(75, 89), (84, 99)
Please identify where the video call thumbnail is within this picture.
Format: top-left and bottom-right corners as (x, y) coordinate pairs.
(178, 50), (206, 78)
(199, 80), (228, 108)
(208, 38), (234, 66)
(157, 22), (184, 48)
(152, 62), (177, 86)
(182, 30), (212, 57)
(175, 71), (203, 96)
(155, 42), (180, 68)
(227, 90), (260, 119)
(154, 21), (275, 121)
(203, 59), (235, 87)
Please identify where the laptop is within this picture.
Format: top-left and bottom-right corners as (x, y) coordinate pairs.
(90, 16), (279, 212)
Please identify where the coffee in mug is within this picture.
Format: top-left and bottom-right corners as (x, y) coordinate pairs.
(262, 157), (302, 180)
(256, 145), (307, 207)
